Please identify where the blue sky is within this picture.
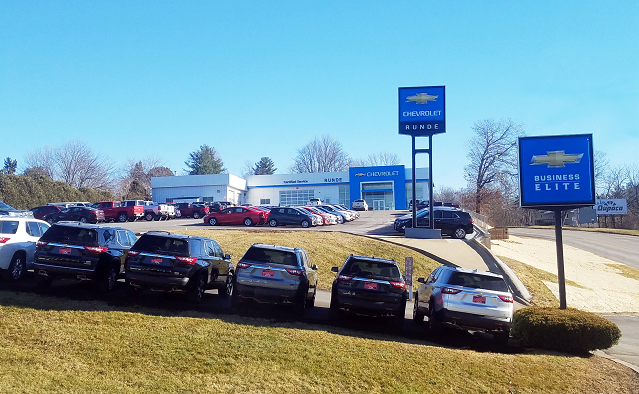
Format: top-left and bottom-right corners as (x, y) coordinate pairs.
(1, 1), (637, 189)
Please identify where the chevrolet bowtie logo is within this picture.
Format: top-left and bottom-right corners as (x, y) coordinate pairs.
(355, 173), (366, 177)
(405, 93), (438, 104)
(530, 151), (583, 168)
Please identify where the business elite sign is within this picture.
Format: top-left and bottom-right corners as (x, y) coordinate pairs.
(398, 86), (445, 136)
(518, 134), (595, 209)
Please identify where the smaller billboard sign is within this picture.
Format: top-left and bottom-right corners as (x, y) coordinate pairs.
(519, 134), (595, 209)
(404, 257), (413, 286)
(595, 199), (627, 215)
(398, 86), (445, 136)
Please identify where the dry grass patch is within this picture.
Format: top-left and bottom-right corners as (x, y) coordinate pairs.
(605, 263), (639, 282)
(0, 290), (637, 393)
(526, 226), (639, 237)
(173, 229), (440, 290)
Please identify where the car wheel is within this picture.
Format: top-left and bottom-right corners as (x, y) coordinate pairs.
(35, 274), (53, 288)
(145, 212), (154, 221)
(413, 294), (424, 323)
(293, 287), (307, 316)
(80, 217), (88, 223)
(454, 227), (467, 239)
(219, 273), (233, 298)
(307, 285), (316, 308)
(268, 219), (278, 227)
(300, 220), (310, 228)
(243, 218), (253, 226)
(98, 265), (118, 292)
(125, 281), (141, 297)
(328, 295), (340, 323)
(118, 213), (128, 223)
(208, 217), (218, 226)
(428, 301), (442, 335)
(128, 217), (136, 222)
(231, 289), (241, 309)
(493, 329), (510, 345)
(187, 273), (206, 303)
(192, 212), (200, 219)
(5, 253), (26, 282)
(391, 311), (405, 333)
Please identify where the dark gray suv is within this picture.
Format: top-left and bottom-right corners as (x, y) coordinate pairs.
(267, 207), (315, 228)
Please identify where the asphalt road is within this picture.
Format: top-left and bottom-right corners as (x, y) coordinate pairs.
(509, 227), (639, 270)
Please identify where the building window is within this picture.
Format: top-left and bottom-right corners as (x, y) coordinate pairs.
(279, 190), (314, 206)
(260, 199), (270, 205)
(339, 185), (349, 206)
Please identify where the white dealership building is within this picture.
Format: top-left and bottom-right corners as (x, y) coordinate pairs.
(151, 165), (429, 210)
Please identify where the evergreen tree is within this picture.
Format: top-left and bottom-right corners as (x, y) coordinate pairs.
(184, 145), (226, 175)
(2, 157), (17, 175)
(253, 157), (276, 175)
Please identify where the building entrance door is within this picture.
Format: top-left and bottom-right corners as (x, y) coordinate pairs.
(373, 200), (385, 211)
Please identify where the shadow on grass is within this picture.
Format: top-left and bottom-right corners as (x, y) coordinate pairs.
(2, 273), (537, 357)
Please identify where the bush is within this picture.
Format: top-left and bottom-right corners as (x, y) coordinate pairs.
(511, 307), (621, 354)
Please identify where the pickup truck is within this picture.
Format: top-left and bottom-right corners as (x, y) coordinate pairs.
(173, 203), (209, 219)
(140, 201), (175, 221)
(92, 201), (144, 223)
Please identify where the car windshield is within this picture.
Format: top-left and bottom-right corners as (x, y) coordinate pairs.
(447, 272), (509, 292)
(131, 234), (188, 255)
(341, 259), (401, 280)
(242, 247), (298, 266)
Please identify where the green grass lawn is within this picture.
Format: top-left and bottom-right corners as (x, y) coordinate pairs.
(0, 290), (637, 393)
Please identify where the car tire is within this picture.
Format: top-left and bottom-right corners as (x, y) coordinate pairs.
(128, 217), (136, 222)
(187, 273), (206, 303)
(5, 253), (26, 282)
(125, 281), (141, 297)
(98, 265), (118, 292)
(328, 295), (340, 323)
(80, 217), (88, 223)
(391, 311), (405, 333)
(428, 301), (442, 335)
(413, 294), (424, 323)
(35, 274), (53, 288)
(307, 285), (316, 308)
(243, 218), (253, 226)
(191, 212), (200, 219)
(145, 212), (155, 221)
(493, 329), (510, 346)
(219, 273), (233, 298)
(300, 220), (310, 228)
(293, 287), (307, 316)
(454, 227), (467, 239)
(208, 217), (218, 226)
(268, 219), (278, 227)
(118, 213), (128, 223)
(231, 289), (241, 309)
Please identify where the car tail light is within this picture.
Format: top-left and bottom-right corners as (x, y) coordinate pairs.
(470, 218), (474, 223)
(128, 250), (140, 256)
(498, 294), (514, 303)
(237, 262), (252, 269)
(285, 268), (303, 276)
(441, 287), (462, 294)
(337, 275), (353, 281)
(84, 246), (108, 253)
(175, 256), (197, 264)
(36, 240), (48, 247)
(389, 281), (406, 289)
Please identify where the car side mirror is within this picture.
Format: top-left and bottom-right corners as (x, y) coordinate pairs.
(225, 254), (231, 260)
(417, 277), (425, 284)
(312, 264), (319, 270)
(331, 267), (338, 272)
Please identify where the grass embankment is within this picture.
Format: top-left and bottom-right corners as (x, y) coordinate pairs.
(525, 226), (639, 237)
(1, 291), (637, 393)
(173, 229), (439, 291)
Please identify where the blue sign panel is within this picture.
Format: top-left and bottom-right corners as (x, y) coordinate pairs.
(398, 86), (445, 136)
(519, 134), (595, 208)
(349, 165), (406, 210)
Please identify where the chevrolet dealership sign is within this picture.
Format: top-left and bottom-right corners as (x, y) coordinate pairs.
(398, 86), (445, 136)
(518, 134), (595, 208)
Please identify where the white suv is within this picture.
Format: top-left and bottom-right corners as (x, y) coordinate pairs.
(0, 214), (51, 281)
(351, 199), (369, 211)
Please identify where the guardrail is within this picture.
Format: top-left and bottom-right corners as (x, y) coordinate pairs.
(466, 210), (489, 231)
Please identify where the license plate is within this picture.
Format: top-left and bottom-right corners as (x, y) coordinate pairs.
(151, 258), (162, 264)
(262, 270), (274, 277)
(59, 248), (71, 255)
(473, 296), (486, 304)
(364, 282), (378, 290)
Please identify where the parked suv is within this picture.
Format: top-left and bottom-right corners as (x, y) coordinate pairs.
(351, 199), (369, 211)
(0, 214), (50, 282)
(233, 243), (318, 315)
(329, 255), (408, 331)
(267, 207), (316, 228)
(393, 206), (474, 239)
(124, 232), (234, 302)
(413, 266), (514, 344)
(33, 222), (137, 291)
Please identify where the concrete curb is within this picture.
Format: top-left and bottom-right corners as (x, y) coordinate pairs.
(593, 350), (639, 374)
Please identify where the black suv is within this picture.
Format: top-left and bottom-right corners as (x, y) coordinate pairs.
(267, 207), (315, 228)
(34, 222), (137, 291)
(393, 206), (475, 239)
(124, 232), (233, 302)
(330, 255), (408, 331)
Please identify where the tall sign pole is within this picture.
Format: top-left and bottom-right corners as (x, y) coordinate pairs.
(518, 134), (596, 309)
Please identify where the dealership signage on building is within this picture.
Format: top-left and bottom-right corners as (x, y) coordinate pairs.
(595, 199), (627, 215)
(398, 86), (446, 136)
(518, 134), (596, 209)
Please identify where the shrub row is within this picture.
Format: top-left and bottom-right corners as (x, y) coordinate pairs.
(511, 306), (621, 354)
(0, 174), (114, 210)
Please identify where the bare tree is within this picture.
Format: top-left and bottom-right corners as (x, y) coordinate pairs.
(353, 151), (400, 167)
(594, 150), (610, 197)
(56, 140), (116, 190)
(464, 118), (524, 214)
(117, 157), (172, 199)
(290, 135), (351, 173)
(23, 146), (56, 179)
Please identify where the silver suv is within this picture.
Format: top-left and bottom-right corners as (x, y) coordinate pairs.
(232, 243), (318, 315)
(413, 266), (514, 344)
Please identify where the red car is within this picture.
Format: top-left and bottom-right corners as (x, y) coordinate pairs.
(204, 206), (267, 227)
(299, 206), (335, 225)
